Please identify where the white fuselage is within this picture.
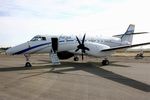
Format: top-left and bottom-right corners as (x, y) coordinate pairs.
(6, 34), (129, 58)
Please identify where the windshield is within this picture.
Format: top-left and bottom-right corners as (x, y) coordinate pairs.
(30, 36), (46, 41)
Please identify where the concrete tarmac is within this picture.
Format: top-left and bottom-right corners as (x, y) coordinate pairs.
(0, 55), (150, 100)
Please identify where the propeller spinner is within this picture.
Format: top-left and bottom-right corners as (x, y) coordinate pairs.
(75, 34), (89, 60)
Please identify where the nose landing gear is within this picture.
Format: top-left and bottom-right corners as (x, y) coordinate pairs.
(25, 62), (32, 67)
(24, 54), (32, 67)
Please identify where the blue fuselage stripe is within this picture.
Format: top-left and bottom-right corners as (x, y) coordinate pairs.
(13, 42), (51, 55)
(13, 39), (75, 55)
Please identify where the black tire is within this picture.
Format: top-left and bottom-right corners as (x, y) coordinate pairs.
(74, 57), (79, 61)
(25, 62), (32, 67)
(105, 60), (109, 65)
(102, 60), (109, 65)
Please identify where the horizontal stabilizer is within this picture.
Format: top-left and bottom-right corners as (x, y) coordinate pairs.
(101, 42), (150, 52)
(113, 32), (148, 37)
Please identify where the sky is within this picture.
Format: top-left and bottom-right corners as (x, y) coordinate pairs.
(0, 0), (150, 47)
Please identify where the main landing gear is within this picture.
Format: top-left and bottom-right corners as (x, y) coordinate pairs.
(74, 56), (79, 61)
(102, 58), (109, 66)
(24, 54), (32, 67)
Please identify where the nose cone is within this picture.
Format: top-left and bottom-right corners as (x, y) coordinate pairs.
(6, 48), (13, 55)
(6, 42), (29, 55)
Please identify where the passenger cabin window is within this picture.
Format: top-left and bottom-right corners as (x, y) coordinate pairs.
(30, 36), (46, 41)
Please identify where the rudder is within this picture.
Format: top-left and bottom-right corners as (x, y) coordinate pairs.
(121, 24), (135, 44)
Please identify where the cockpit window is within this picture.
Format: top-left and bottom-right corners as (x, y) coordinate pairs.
(42, 37), (46, 40)
(30, 36), (46, 41)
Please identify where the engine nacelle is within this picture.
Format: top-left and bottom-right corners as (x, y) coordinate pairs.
(85, 42), (112, 57)
(57, 51), (74, 59)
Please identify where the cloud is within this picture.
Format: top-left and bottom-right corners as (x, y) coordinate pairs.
(0, 11), (10, 16)
(0, 0), (150, 46)
(0, 0), (122, 19)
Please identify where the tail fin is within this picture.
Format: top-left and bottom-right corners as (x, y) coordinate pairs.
(121, 24), (135, 44)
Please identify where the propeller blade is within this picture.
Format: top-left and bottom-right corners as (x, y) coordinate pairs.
(75, 48), (80, 52)
(76, 36), (81, 45)
(84, 47), (90, 51)
(75, 34), (89, 61)
(82, 34), (86, 44)
(82, 53), (84, 60)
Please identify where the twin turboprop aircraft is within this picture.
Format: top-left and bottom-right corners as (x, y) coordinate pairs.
(6, 24), (150, 67)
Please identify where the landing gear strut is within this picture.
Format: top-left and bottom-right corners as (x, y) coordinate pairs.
(102, 58), (109, 65)
(24, 54), (32, 67)
(74, 56), (79, 61)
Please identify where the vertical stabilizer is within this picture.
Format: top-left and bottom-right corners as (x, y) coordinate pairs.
(121, 24), (135, 44)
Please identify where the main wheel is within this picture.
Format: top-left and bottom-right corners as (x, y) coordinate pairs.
(25, 62), (32, 67)
(74, 57), (79, 61)
(102, 60), (109, 65)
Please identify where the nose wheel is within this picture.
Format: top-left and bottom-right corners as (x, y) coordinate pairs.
(24, 54), (32, 67)
(25, 62), (32, 67)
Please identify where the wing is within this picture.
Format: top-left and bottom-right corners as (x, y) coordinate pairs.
(101, 42), (150, 52)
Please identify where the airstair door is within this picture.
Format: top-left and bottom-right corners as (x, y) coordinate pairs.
(50, 37), (60, 65)
(51, 37), (58, 53)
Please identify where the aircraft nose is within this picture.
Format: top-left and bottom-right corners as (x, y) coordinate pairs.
(5, 42), (30, 55)
(6, 48), (13, 55)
